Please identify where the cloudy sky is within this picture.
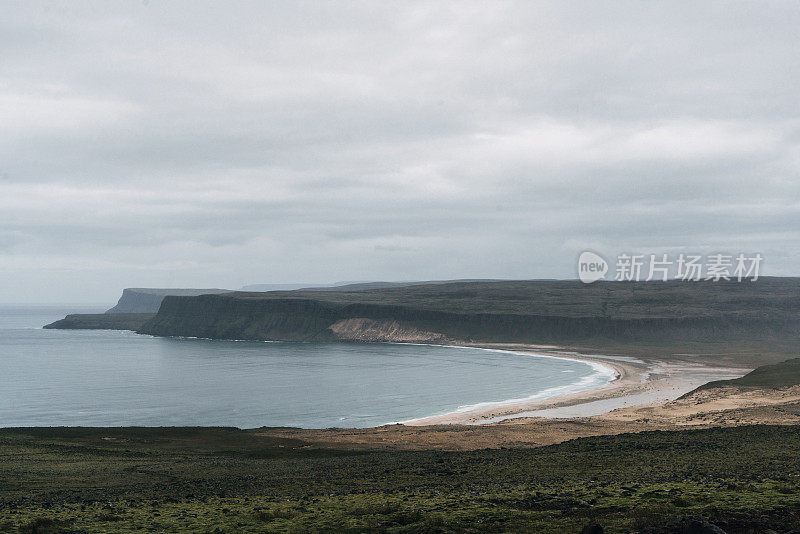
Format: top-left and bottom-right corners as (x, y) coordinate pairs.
(2, 1), (799, 303)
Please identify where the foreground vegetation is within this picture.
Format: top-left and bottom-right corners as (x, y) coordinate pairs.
(1, 425), (800, 533)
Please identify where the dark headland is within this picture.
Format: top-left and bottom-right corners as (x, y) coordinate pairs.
(135, 278), (800, 351)
(43, 287), (231, 330)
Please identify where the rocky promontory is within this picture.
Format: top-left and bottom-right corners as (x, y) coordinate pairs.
(106, 288), (231, 314)
(43, 287), (230, 330)
(44, 313), (155, 331)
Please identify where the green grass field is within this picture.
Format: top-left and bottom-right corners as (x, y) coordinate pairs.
(2, 425), (800, 533)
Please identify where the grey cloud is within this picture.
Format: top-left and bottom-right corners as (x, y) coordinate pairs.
(0, 1), (799, 303)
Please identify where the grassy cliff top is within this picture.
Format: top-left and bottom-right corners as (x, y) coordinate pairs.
(210, 277), (800, 319)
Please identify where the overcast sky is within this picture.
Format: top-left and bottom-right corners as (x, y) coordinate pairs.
(1, 1), (799, 303)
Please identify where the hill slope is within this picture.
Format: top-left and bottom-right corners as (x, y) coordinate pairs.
(691, 358), (800, 393)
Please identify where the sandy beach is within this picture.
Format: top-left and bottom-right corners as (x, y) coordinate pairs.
(257, 344), (800, 451)
(403, 343), (750, 425)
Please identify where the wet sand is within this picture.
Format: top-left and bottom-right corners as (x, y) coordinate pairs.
(405, 344), (749, 425)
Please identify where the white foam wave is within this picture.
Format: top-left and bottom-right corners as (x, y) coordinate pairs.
(392, 345), (618, 425)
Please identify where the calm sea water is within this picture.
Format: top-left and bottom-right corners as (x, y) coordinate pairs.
(0, 306), (611, 428)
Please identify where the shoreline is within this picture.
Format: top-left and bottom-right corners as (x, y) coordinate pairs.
(394, 344), (623, 426)
(402, 342), (750, 426)
(254, 343), (777, 451)
(29, 318), (756, 430)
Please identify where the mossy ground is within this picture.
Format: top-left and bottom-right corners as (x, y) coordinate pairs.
(1, 426), (799, 533)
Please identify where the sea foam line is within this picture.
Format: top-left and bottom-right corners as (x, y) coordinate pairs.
(390, 344), (619, 425)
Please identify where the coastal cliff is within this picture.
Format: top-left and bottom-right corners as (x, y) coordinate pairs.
(44, 313), (154, 331)
(44, 287), (231, 330)
(138, 279), (800, 344)
(106, 288), (231, 314)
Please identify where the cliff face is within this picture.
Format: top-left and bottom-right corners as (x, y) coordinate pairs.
(138, 289), (800, 344)
(141, 296), (341, 341)
(328, 318), (449, 343)
(106, 288), (231, 314)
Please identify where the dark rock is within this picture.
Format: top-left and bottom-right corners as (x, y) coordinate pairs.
(580, 524), (603, 534)
(689, 519), (727, 534)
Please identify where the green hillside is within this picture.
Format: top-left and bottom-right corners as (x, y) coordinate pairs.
(693, 358), (800, 393)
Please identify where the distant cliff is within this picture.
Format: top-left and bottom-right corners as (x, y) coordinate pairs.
(44, 313), (155, 331)
(138, 279), (800, 344)
(106, 288), (231, 314)
(44, 287), (231, 330)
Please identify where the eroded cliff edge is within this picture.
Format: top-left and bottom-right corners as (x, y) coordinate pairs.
(137, 279), (800, 345)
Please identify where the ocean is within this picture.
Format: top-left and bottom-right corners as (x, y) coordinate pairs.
(0, 306), (612, 428)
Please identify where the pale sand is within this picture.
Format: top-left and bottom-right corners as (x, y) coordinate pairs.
(404, 343), (750, 426)
(256, 344), (794, 451)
